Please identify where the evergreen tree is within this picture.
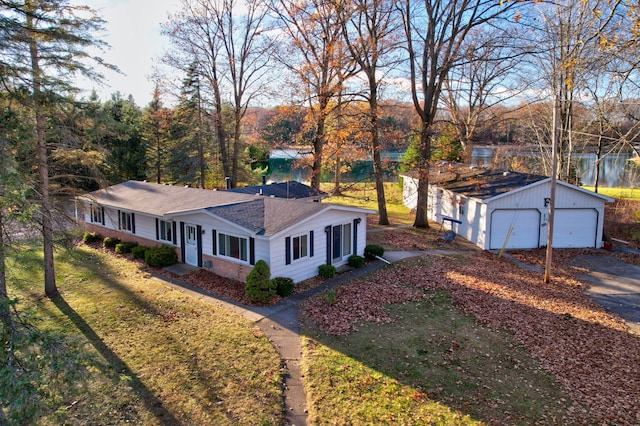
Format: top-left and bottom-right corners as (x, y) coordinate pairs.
(142, 86), (172, 184)
(170, 65), (208, 188)
(100, 93), (145, 183)
(0, 0), (112, 296)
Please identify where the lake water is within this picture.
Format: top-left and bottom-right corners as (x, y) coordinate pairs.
(471, 147), (640, 188)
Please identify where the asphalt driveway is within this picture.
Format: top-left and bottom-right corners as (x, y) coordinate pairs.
(573, 254), (640, 334)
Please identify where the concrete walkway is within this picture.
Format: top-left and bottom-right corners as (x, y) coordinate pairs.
(161, 248), (640, 424)
(158, 258), (394, 426)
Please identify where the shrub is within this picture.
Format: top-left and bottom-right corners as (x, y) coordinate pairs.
(326, 288), (337, 305)
(364, 244), (384, 259)
(348, 255), (364, 268)
(318, 264), (336, 278)
(83, 231), (102, 244)
(245, 260), (276, 304)
(131, 245), (148, 259)
(103, 237), (120, 249)
(115, 241), (138, 254)
(144, 245), (178, 267)
(273, 277), (295, 298)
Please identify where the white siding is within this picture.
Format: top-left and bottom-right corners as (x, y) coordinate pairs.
(402, 175), (419, 209)
(417, 178), (609, 250)
(270, 209), (369, 283)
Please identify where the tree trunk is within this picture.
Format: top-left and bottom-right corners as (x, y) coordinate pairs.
(0, 207), (7, 303)
(310, 98), (328, 190)
(413, 125), (431, 228)
(28, 12), (57, 297)
(370, 94), (389, 225)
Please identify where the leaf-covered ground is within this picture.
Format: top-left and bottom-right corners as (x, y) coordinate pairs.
(302, 250), (640, 425)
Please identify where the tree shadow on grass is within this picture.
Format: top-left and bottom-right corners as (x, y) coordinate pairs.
(299, 254), (640, 425)
(51, 295), (180, 425)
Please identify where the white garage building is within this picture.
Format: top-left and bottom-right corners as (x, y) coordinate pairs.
(401, 164), (614, 250)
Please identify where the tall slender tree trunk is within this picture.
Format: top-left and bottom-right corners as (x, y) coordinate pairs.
(311, 97), (329, 191)
(0, 208), (6, 304)
(28, 12), (57, 297)
(231, 116), (241, 188)
(369, 88), (389, 225)
(413, 125), (431, 228)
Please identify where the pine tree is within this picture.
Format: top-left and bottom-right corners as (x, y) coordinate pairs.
(0, 0), (112, 296)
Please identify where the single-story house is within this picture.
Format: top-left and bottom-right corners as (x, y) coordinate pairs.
(401, 163), (614, 250)
(78, 180), (373, 283)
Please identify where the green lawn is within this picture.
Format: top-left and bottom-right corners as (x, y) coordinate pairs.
(1, 241), (283, 425)
(582, 186), (640, 200)
(300, 260), (589, 426)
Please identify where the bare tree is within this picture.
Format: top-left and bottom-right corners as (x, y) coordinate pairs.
(529, 0), (623, 181)
(399, 0), (523, 228)
(335, 0), (403, 225)
(441, 27), (527, 160)
(163, 0), (273, 187)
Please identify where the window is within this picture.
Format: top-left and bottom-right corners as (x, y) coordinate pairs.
(120, 211), (134, 232)
(332, 223), (352, 261)
(90, 205), (103, 224)
(159, 220), (173, 242)
(292, 234), (308, 260)
(218, 232), (248, 261)
(342, 223), (352, 256)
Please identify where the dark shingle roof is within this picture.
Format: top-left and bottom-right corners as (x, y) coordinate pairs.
(402, 164), (548, 199)
(442, 170), (547, 199)
(224, 181), (327, 199)
(80, 180), (336, 237)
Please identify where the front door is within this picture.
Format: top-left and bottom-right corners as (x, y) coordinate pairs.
(185, 224), (198, 266)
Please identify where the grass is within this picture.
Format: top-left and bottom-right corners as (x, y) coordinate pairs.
(2, 240), (283, 425)
(321, 182), (415, 225)
(301, 290), (585, 426)
(582, 186), (640, 200)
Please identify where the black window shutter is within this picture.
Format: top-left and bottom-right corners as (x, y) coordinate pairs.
(117, 210), (121, 229)
(172, 222), (177, 244)
(101, 207), (105, 225)
(212, 229), (217, 255)
(324, 226), (331, 265)
(285, 237), (291, 265)
(196, 225), (202, 267)
(131, 213), (136, 234)
(155, 218), (159, 240)
(249, 237), (255, 265)
(310, 230), (314, 257)
(353, 218), (359, 255)
(180, 222), (185, 263)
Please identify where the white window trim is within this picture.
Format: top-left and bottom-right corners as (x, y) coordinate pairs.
(90, 205), (103, 224)
(218, 232), (249, 263)
(120, 211), (134, 232)
(292, 233), (308, 262)
(159, 220), (173, 243)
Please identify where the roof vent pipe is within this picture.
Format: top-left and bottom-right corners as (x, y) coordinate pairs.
(225, 177), (230, 189)
(262, 175), (266, 185)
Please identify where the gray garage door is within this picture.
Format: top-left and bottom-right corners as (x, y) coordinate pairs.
(490, 209), (540, 250)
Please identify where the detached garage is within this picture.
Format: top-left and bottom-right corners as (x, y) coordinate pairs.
(401, 164), (614, 250)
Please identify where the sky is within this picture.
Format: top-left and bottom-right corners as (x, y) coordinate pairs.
(73, 0), (180, 106)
